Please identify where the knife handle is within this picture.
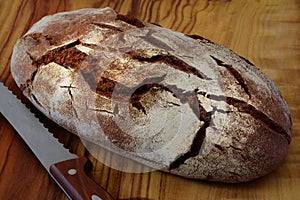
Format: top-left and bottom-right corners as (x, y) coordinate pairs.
(49, 157), (114, 200)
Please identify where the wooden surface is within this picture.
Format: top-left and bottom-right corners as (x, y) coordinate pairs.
(0, 0), (299, 199)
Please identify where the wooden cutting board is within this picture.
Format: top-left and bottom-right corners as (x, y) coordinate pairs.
(0, 0), (299, 199)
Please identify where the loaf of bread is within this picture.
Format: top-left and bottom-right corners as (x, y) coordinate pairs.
(11, 7), (292, 183)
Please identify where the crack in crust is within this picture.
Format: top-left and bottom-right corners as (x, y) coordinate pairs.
(116, 14), (145, 28)
(198, 92), (291, 144)
(31, 93), (44, 108)
(59, 84), (78, 118)
(129, 75), (168, 114)
(186, 34), (255, 67)
(93, 73), (210, 155)
(92, 22), (123, 32)
(169, 88), (290, 170)
(238, 55), (255, 66)
(127, 49), (211, 80)
(210, 55), (251, 98)
(20, 68), (38, 91)
(169, 96), (210, 170)
(185, 34), (214, 44)
(85, 73), (168, 113)
(31, 40), (87, 70)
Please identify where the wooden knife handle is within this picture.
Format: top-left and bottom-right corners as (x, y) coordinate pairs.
(50, 157), (114, 200)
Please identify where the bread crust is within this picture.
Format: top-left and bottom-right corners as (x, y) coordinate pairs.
(11, 7), (292, 182)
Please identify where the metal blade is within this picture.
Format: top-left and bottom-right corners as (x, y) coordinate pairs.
(0, 83), (77, 171)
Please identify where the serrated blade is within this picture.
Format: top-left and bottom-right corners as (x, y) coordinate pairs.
(0, 83), (114, 200)
(0, 83), (77, 171)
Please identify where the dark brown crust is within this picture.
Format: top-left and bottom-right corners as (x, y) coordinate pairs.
(30, 40), (87, 70)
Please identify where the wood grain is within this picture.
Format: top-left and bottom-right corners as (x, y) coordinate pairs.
(0, 0), (299, 199)
(50, 157), (114, 200)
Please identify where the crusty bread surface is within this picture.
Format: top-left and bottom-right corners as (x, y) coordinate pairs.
(11, 7), (292, 182)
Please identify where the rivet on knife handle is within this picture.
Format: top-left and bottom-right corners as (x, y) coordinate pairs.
(50, 157), (114, 200)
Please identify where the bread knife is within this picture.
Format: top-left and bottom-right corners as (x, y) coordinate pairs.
(0, 83), (114, 200)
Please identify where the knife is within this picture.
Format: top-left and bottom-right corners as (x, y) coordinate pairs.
(0, 83), (114, 200)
